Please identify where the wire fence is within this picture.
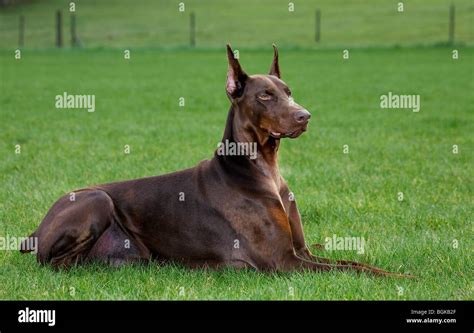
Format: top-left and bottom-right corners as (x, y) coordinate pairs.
(1, 0), (473, 49)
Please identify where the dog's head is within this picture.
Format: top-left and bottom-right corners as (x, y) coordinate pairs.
(225, 44), (311, 141)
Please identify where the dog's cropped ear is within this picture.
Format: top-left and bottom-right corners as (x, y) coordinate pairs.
(226, 44), (248, 99)
(269, 44), (281, 78)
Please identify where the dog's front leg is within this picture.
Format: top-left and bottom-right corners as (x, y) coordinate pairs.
(286, 197), (332, 263)
(286, 196), (412, 277)
(279, 251), (408, 277)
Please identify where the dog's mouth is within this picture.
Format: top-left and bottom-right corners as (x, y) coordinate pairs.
(269, 123), (308, 139)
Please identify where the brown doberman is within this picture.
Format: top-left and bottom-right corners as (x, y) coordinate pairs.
(21, 45), (408, 277)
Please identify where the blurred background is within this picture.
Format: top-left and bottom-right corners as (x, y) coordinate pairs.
(1, 0), (473, 49)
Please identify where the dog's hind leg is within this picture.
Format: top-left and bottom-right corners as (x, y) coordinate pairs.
(26, 190), (117, 268)
(87, 221), (151, 267)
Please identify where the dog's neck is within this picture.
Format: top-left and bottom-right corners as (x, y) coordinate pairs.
(216, 106), (281, 184)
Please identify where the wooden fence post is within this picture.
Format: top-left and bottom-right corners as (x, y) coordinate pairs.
(56, 10), (63, 48)
(71, 13), (78, 47)
(190, 12), (196, 47)
(449, 4), (455, 45)
(315, 9), (321, 43)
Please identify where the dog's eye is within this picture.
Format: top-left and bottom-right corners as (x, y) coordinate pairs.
(285, 88), (292, 96)
(257, 93), (272, 101)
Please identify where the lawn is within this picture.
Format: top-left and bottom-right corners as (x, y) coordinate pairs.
(0, 46), (472, 300)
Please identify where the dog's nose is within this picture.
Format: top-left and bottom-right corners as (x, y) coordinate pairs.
(294, 110), (311, 123)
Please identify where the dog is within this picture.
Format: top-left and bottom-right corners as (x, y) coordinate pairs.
(21, 45), (408, 277)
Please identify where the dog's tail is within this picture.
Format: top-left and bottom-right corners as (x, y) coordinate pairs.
(19, 232), (37, 253)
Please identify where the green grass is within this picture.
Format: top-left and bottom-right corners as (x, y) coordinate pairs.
(0, 0), (473, 49)
(0, 46), (472, 300)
